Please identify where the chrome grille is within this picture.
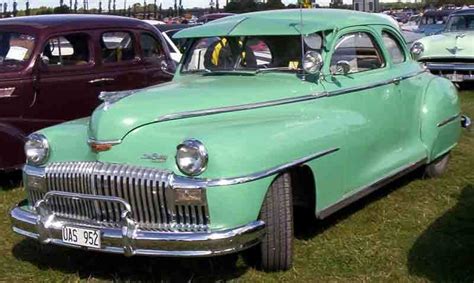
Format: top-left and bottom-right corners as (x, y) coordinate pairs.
(27, 162), (209, 232)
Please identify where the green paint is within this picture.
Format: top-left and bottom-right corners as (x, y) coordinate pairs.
(33, 9), (461, 231)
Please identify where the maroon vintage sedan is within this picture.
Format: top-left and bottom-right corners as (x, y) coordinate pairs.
(0, 15), (175, 171)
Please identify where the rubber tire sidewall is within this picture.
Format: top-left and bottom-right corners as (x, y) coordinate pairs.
(259, 172), (294, 272)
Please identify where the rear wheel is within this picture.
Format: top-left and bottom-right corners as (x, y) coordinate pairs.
(258, 172), (294, 271)
(425, 153), (450, 178)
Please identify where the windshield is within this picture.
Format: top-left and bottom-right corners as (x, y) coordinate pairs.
(445, 14), (474, 32)
(181, 34), (322, 74)
(420, 15), (448, 26)
(0, 32), (35, 66)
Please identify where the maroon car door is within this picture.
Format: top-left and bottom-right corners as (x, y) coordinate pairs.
(95, 30), (148, 93)
(25, 32), (102, 122)
(138, 31), (174, 86)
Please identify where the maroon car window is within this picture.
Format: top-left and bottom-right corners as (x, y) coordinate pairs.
(101, 31), (135, 63)
(42, 33), (90, 66)
(0, 32), (35, 65)
(140, 33), (163, 60)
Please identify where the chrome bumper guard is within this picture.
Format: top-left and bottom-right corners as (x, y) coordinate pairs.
(10, 191), (265, 257)
(461, 115), (471, 129)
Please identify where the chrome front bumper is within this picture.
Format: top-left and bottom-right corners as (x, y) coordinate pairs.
(425, 63), (474, 82)
(10, 192), (265, 257)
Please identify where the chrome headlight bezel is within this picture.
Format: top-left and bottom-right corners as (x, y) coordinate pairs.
(24, 133), (50, 166)
(175, 139), (208, 176)
(410, 42), (424, 57)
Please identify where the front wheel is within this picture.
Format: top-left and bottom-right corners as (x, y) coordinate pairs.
(425, 153), (450, 178)
(258, 172), (294, 271)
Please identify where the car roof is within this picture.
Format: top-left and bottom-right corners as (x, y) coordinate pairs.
(174, 9), (396, 38)
(155, 24), (198, 32)
(450, 8), (474, 16)
(0, 14), (154, 32)
(423, 9), (455, 17)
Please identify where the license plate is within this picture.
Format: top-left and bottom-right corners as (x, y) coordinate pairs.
(446, 73), (464, 82)
(62, 226), (101, 249)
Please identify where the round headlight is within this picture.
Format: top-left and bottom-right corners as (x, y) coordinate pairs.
(410, 42), (424, 57)
(175, 139), (208, 176)
(25, 133), (49, 166)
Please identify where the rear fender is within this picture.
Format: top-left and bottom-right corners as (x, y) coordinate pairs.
(420, 77), (461, 162)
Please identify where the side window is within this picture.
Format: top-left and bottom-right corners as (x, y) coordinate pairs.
(330, 32), (384, 74)
(140, 33), (164, 60)
(101, 31), (135, 63)
(41, 33), (90, 66)
(382, 32), (405, 64)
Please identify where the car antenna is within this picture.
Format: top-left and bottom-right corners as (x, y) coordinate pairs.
(299, 2), (306, 81)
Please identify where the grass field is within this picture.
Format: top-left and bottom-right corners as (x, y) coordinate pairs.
(0, 90), (473, 282)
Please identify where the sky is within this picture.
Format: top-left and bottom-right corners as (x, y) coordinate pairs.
(5, 0), (407, 11)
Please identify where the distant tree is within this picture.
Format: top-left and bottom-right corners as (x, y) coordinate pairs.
(265, 0), (285, 9)
(53, 4), (71, 13)
(35, 6), (54, 14)
(13, 1), (17, 17)
(26, 1), (30, 15)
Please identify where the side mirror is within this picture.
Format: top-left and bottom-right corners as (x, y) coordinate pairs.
(302, 51), (323, 75)
(160, 59), (175, 76)
(335, 60), (351, 75)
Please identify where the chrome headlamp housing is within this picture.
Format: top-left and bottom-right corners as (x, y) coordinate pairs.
(175, 139), (208, 176)
(24, 133), (50, 166)
(410, 42), (424, 58)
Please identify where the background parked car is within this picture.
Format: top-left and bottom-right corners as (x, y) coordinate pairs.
(411, 8), (474, 86)
(196, 13), (235, 24)
(155, 24), (195, 63)
(0, 14), (175, 171)
(415, 9), (455, 35)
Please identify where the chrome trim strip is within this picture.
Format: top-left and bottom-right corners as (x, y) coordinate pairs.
(425, 63), (474, 71)
(156, 92), (329, 122)
(24, 147), (339, 189)
(437, 113), (460, 128)
(316, 158), (427, 219)
(156, 70), (426, 122)
(172, 147), (340, 189)
(87, 138), (122, 146)
(11, 202), (265, 257)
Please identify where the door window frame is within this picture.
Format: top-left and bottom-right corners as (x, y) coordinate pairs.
(39, 31), (95, 72)
(138, 31), (167, 63)
(380, 28), (408, 66)
(324, 26), (388, 77)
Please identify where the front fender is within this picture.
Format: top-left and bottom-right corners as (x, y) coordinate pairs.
(0, 122), (26, 170)
(420, 77), (461, 161)
(97, 100), (346, 229)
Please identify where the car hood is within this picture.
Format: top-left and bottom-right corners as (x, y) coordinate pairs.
(417, 30), (474, 60)
(89, 73), (318, 141)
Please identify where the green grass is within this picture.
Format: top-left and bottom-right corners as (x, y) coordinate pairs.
(1, 91), (473, 282)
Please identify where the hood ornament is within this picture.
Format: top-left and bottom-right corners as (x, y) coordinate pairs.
(446, 46), (463, 55)
(99, 89), (139, 111)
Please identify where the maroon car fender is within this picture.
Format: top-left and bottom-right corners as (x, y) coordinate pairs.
(0, 121), (27, 171)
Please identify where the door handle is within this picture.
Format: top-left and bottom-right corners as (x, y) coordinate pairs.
(89, 78), (115, 85)
(392, 77), (402, 85)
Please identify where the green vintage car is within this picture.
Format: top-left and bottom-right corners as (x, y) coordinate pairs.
(411, 8), (474, 84)
(11, 9), (471, 271)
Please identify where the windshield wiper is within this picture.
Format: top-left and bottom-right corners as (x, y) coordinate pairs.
(255, 67), (301, 74)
